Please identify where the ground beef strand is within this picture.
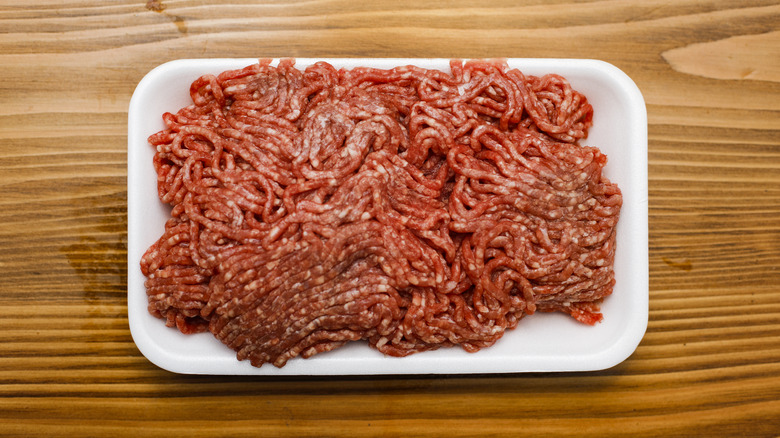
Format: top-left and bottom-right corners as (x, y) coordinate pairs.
(140, 59), (622, 368)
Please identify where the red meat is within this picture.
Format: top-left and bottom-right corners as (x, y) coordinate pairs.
(140, 59), (621, 368)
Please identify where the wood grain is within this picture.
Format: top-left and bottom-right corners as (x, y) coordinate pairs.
(1, 0), (779, 436)
(663, 30), (780, 82)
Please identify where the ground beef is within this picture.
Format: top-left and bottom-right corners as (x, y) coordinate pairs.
(140, 59), (622, 368)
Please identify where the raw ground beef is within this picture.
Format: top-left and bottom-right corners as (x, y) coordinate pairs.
(140, 59), (622, 368)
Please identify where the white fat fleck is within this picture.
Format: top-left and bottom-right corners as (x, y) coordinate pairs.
(360, 211), (371, 220)
(338, 209), (349, 219)
(224, 84), (247, 93)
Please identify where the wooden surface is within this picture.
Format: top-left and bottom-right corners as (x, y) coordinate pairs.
(1, 1), (779, 436)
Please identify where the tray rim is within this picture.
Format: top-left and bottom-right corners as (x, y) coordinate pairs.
(127, 57), (649, 375)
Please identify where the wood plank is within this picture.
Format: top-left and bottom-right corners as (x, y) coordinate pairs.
(0, 0), (778, 436)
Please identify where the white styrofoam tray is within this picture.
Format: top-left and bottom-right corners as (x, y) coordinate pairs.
(128, 58), (648, 375)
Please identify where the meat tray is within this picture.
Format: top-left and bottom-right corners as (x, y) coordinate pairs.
(127, 58), (648, 375)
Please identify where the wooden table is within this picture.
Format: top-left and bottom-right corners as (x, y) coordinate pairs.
(1, 1), (779, 436)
